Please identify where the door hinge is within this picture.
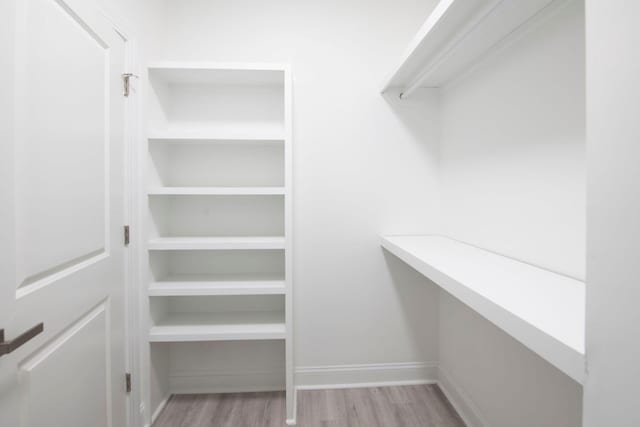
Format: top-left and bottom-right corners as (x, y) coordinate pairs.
(124, 225), (130, 246)
(125, 373), (132, 393)
(122, 73), (139, 97)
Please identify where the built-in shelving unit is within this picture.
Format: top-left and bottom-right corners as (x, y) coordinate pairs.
(381, 0), (562, 96)
(144, 62), (294, 424)
(381, 235), (585, 384)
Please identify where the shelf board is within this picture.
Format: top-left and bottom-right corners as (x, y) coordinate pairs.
(147, 131), (285, 143)
(148, 311), (285, 342)
(148, 236), (286, 251)
(147, 187), (286, 196)
(381, 0), (561, 94)
(149, 274), (286, 296)
(148, 62), (287, 86)
(381, 235), (585, 383)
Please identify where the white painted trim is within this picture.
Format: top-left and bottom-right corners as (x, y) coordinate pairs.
(122, 38), (143, 427)
(295, 362), (438, 390)
(297, 379), (437, 391)
(169, 369), (286, 394)
(16, 252), (109, 299)
(19, 301), (109, 371)
(283, 62), (295, 424)
(286, 386), (297, 425)
(437, 366), (489, 427)
(82, 5), (141, 426)
(145, 362), (488, 427)
(292, 362), (486, 426)
(150, 394), (170, 425)
(138, 57), (153, 427)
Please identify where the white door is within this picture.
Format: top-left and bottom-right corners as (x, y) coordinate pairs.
(0, 0), (129, 426)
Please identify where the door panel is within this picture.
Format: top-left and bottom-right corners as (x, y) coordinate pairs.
(0, 0), (128, 426)
(19, 302), (110, 427)
(15, 0), (109, 294)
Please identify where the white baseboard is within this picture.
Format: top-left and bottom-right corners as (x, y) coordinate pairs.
(147, 363), (486, 427)
(295, 362), (438, 390)
(294, 362), (486, 427)
(169, 369), (285, 394)
(437, 366), (488, 427)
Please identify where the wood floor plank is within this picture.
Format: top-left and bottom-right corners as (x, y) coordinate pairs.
(154, 395), (204, 427)
(152, 385), (465, 427)
(261, 391), (286, 427)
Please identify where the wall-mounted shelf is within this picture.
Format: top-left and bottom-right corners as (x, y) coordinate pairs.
(381, 0), (560, 96)
(148, 187), (286, 196)
(381, 235), (585, 384)
(148, 236), (286, 251)
(149, 274), (286, 296)
(148, 311), (286, 342)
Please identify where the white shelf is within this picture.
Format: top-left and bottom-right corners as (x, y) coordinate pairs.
(148, 62), (286, 86)
(147, 131), (285, 143)
(381, 235), (585, 383)
(148, 311), (286, 342)
(381, 0), (560, 95)
(148, 236), (286, 250)
(149, 274), (286, 296)
(147, 187), (285, 196)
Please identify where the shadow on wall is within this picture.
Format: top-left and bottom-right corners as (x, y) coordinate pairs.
(381, 87), (441, 155)
(382, 248), (440, 364)
(438, 291), (583, 427)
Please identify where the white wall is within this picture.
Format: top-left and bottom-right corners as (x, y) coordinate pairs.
(437, 1), (585, 425)
(584, 1), (640, 426)
(158, 0), (443, 388)
(440, 0), (585, 280)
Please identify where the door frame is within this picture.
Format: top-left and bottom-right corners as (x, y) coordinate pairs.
(96, 5), (142, 427)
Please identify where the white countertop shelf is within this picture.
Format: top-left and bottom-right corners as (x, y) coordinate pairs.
(147, 187), (286, 196)
(148, 236), (286, 251)
(149, 274), (286, 296)
(380, 234), (585, 383)
(148, 311), (286, 342)
(381, 0), (561, 95)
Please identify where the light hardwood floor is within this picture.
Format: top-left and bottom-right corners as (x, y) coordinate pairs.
(153, 384), (466, 427)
